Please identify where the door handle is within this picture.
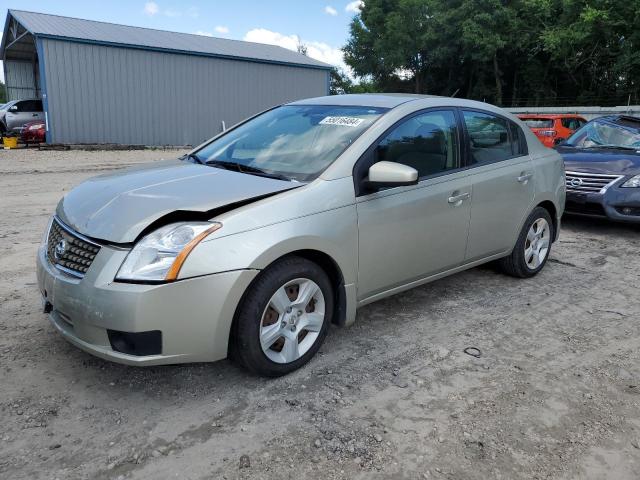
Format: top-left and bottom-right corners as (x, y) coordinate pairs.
(32, 113), (38, 117)
(448, 192), (470, 205)
(517, 172), (533, 183)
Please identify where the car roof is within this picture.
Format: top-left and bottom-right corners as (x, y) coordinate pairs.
(288, 93), (518, 113)
(595, 114), (640, 130)
(288, 93), (440, 109)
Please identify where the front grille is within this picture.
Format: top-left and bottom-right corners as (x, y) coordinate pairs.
(565, 171), (623, 193)
(46, 218), (101, 278)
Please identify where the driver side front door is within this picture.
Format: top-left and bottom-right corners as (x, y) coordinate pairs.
(355, 109), (472, 301)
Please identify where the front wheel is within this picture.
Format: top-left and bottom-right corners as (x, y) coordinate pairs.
(498, 206), (553, 278)
(232, 256), (333, 377)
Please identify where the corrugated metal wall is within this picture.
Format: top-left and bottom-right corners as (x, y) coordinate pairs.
(5, 60), (39, 100)
(40, 39), (329, 145)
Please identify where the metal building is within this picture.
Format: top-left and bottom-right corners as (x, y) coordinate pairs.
(0, 10), (332, 145)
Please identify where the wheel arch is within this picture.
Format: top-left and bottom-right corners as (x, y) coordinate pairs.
(257, 249), (348, 327)
(536, 199), (559, 242)
(227, 248), (350, 359)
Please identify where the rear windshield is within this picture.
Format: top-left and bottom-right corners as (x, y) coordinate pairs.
(522, 118), (554, 128)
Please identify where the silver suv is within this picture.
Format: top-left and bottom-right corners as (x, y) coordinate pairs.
(37, 94), (565, 376)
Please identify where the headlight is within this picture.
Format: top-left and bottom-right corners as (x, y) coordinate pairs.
(116, 222), (222, 282)
(621, 175), (640, 188)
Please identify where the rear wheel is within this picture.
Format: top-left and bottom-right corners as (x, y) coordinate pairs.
(498, 206), (553, 278)
(232, 256), (333, 376)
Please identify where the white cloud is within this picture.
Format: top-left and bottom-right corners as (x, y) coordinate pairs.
(345, 0), (363, 13)
(324, 5), (338, 16)
(243, 28), (349, 74)
(194, 30), (213, 37)
(143, 1), (159, 16)
(215, 25), (230, 34)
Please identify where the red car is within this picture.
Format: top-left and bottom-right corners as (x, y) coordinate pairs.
(518, 114), (587, 148)
(20, 120), (46, 144)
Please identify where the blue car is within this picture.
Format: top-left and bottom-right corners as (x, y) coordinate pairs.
(556, 115), (640, 223)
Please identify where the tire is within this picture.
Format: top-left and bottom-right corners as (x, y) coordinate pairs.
(232, 256), (334, 377)
(498, 206), (554, 278)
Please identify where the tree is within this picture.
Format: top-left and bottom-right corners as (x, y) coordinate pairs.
(329, 68), (353, 95)
(296, 40), (308, 56)
(342, 0), (640, 106)
(0, 81), (6, 104)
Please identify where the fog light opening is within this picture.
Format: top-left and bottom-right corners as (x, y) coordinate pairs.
(107, 330), (162, 356)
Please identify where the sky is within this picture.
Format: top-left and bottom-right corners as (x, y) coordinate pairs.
(0, 0), (364, 83)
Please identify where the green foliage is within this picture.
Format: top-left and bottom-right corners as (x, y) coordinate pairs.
(329, 67), (379, 95)
(0, 81), (6, 104)
(343, 0), (640, 106)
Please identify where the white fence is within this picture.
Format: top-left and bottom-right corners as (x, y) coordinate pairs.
(505, 105), (640, 121)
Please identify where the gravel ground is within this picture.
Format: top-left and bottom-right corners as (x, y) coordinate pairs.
(1, 148), (639, 480)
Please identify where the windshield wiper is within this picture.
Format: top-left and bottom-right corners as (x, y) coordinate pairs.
(181, 152), (205, 164)
(206, 159), (291, 181)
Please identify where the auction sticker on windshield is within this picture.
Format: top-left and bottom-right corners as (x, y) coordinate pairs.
(319, 116), (365, 127)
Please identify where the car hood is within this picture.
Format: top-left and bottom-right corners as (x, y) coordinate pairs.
(56, 159), (299, 243)
(557, 146), (640, 175)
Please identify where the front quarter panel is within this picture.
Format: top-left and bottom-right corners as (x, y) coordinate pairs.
(179, 176), (359, 284)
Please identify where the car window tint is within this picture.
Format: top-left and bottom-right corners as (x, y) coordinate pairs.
(561, 118), (582, 130)
(508, 122), (527, 156)
(375, 110), (459, 178)
(463, 111), (512, 165)
(13, 101), (25, 112)
(522, 118), (553, 128)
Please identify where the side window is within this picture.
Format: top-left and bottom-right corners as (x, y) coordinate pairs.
(22, 100), (42, 112)
(376, 110), (460, 178)
(12, 101), (25, 113)
(561, 118), (581, 130)
(508, 121), (528, 156)
(463, 111), (513, 165)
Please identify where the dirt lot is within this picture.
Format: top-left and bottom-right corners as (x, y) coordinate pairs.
(1, 148), (639, 480)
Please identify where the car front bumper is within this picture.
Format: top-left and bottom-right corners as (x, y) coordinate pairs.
(36, 244), (258, 366)
(565, 184), (640, 223)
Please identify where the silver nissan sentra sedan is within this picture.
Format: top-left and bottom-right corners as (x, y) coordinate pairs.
(37, 94), (565, 376)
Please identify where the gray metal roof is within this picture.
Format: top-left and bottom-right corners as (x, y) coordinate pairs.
(4, 10), (332, 70)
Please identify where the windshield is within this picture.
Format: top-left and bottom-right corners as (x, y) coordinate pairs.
(566, 118), (640, 149)
(522, 118), (554, 129)
(0, 100), (17, 111)
(194, 105), (387, 181)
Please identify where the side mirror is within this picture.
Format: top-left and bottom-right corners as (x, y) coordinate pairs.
(363, 161), (418, 190)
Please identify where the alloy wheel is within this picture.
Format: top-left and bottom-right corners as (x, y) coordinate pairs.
(524, 218), (550, 270)
(259, 278), (325, 364)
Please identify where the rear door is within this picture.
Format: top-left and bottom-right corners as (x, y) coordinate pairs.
(461, 110), (535, 261)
